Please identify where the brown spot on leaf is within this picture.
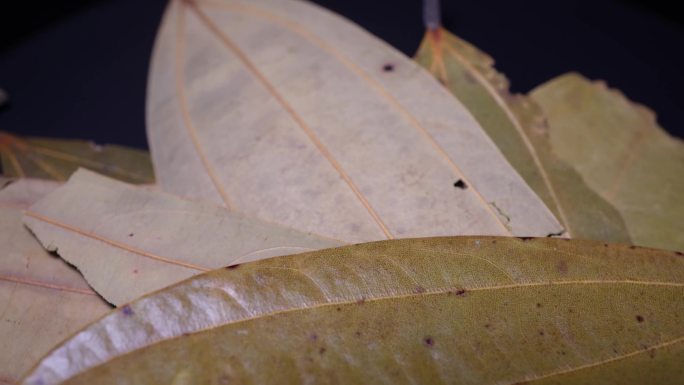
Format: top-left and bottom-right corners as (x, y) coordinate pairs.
(355, 331), (362, 337)
(336, 307), (341, 312)
(636, 315), (645, 323)
(424, 336), (434, 347)
(538, 330), (544, 336)
(383, 63), (395, 72)
(414, 286), (426, 294)
(319, 347), (326, 354)
(557, 260), (568, 275)
(453, 288), (467, 296)
(675, 251), (683, 256)
(518, 237), (533, 241)
(629, 245), (637, 250)
(122, 305), (134, 317)
(356, 297), (366, 305)
(536, 303), (542, 308)
(128, 233), (134, 237)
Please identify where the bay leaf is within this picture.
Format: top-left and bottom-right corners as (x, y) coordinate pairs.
(531, 73), (684, 251)
(147, 0), (563, 242)
(21, 237), (684, 385)
(0, 179), (111, 384)
(414, 28), (630, 243)
(0, 131), (154, 184)
(23, 169), (341, 305)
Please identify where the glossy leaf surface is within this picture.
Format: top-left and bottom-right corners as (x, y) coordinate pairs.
(22, 237), (684, 385)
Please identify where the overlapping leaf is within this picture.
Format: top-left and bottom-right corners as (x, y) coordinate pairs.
(146, 0), (563, 242)
(414, 28), (630, 243)
(0, 131), (154, 183)
(23, 169), (342, 305)
(22, 237), (684, 385)
(0, 180), (111, 384)
(531, 74), (684, 251)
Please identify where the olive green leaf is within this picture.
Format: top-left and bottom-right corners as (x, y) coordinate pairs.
(23, 169), (341, 305)
(531, 73), (684, 251)
(0, 179), (111, 384)
(22, 237), (684, 385)
(0, 131), (154, 184)
(414, 28), (630, 243)
(146, 0), (563, 242)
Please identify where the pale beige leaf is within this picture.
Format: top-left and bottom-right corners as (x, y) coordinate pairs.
(147, 0), (563, 242)
(21, 237), (684, 385)
(531, 73), (684, 251)
(0, 180), (111, 384)
(23, 169), (342, 305)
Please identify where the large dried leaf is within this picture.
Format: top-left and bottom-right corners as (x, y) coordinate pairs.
(22, 237), (684, 385)
(0, 131), (154, 184)
(414, 28), (630, 243)
(531, 73), (684, 251)
(147, 0), (563, 242)
(0, 180), (111, 384)
(23, 169), (341, 305)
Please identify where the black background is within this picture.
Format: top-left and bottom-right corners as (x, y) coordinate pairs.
(0, 0), (682, 150)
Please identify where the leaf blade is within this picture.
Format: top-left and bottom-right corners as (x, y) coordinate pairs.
(21, 237), (684, 385)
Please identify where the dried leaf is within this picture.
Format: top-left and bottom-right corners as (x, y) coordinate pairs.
(531, 73), (684, 251)
(23, 169), (341, 305)
(0, 131), (154, 184)
(147, 0), (563, 242)
(414, 28), (630, 243)
(22, 237), (684, 385)
(0, 179), (111, 384)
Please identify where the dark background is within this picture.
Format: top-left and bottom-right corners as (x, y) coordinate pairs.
(0, 0), (682, 150)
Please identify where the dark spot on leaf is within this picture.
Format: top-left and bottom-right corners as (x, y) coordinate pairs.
(603, 243), (608, 247)
(453, 179), (467, 189)
(310, 333), (318, 341)
(629, 245), (637, 250)
(133, 269), (138, 274)
(453, 289), (467, 296)
(538, 330), (544, 336)
(557, 260), (568, 275)
(649, 349), (656, 358)
(568, 308), (574, 313)
(319, 347), (326, 354)
(518, 237), (533, 241)
(355, 331), (362, 337)
(424, 336), (434, 347)
(128, 233), (134, 237)
(484, 323), (492, 330)
(491, 240), (497, 244)
(336, 307), (341, 312)
(536, 303), (542, 308)
(414, 286), (426, 294)
(383, 63), (394, 72)
(675, 251), (683, 256)
(356, 297), (366, 304)
(122, 305), (134, 317)
(636, 315), (645, 323)
(226, 264), (240, 270)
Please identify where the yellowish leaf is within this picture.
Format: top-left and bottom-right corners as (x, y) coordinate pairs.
(0, 131), (154, 184)
(21, 237), (684, 385)
(531, 73), (684, 251)
(23, 169), (341, 305)
(414, 28), (630, 243)
(146, 0), (563, 242)
(0, 179), (111, 384)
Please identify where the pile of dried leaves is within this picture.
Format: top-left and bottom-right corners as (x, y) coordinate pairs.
(1, 0), (682, 384)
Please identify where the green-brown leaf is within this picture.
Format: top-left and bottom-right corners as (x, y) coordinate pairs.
(531, 73), (684, 251)
(22, 237), (684, 385)
(414, 28), (630, 243)
(0, 131), (154, 184)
